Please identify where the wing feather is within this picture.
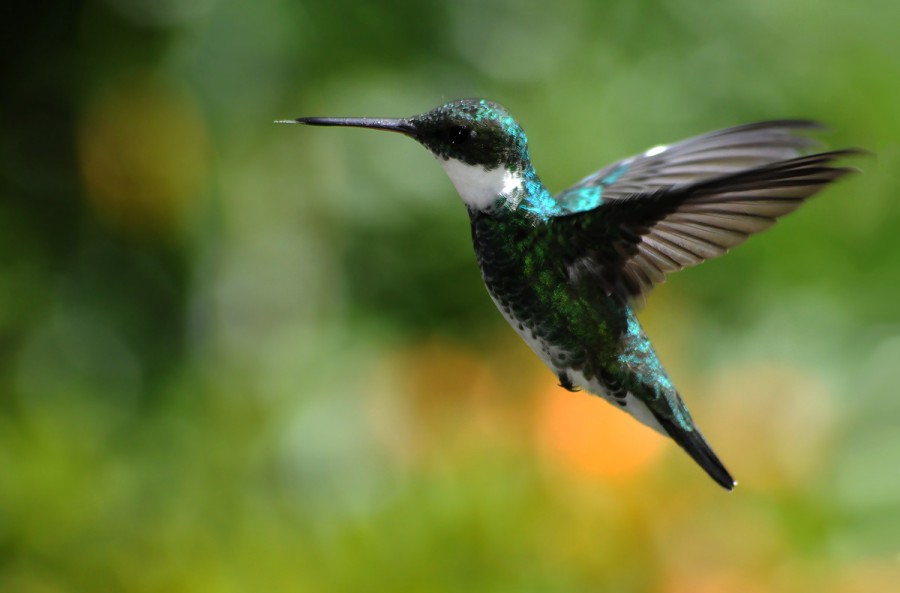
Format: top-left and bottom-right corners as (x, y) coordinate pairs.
(557, 120), (828, 210)
(553, 140), (861, 302)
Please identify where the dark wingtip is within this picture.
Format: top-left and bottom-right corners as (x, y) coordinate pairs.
(829, 147), (875, 165)
(758, 119), (828, 130)
(710, 119), (828, 137)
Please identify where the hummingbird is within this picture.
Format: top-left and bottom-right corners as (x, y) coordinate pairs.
(280, 99), (858, 490)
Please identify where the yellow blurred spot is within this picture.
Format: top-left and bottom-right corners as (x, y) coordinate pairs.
(78, 77), (209, 237)
(835, 561), (900, 593)
(703, 363), (835, 491)
(537, 385), (664, 481)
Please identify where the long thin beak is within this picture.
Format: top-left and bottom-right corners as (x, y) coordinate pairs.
(276, 116), (416, 137)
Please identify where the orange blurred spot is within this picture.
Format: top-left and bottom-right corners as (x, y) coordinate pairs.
(369, 338), (507, 462)
(78, 77), (209, 238)
(537, 385), (664, 481)
(664, 569), (770, 593)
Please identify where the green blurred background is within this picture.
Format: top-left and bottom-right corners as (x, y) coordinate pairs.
(2, 0), (899, 591)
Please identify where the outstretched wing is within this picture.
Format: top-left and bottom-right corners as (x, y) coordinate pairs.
(554, 120), (826, 215)
(551, 130), (860, 303)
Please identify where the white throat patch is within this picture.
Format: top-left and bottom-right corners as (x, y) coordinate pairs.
(437, 157), (521, 209)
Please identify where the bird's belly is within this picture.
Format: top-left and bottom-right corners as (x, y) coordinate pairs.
(486, 289), (667, 437)
(486, 291), (561, 370)
(566, 369), (667, 436)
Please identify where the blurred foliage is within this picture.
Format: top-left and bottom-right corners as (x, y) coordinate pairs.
(2, 0), (900, 591)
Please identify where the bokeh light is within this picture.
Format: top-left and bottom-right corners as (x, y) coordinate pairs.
(78, 78), (210, 237)
(537, 383), (665, 482)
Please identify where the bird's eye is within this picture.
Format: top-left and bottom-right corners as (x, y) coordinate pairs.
(447, 125), (472, 145)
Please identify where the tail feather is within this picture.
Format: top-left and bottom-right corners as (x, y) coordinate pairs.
(655, 414), (736, 491)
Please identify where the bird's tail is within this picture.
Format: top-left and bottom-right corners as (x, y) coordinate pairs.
(655, 413), (736, 491)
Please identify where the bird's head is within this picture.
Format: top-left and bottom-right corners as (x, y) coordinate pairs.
(286, 99), (532, 209)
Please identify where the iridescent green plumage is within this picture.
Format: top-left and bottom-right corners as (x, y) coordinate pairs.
(285, 99), (860, 490)
(470, 192), (728, 487)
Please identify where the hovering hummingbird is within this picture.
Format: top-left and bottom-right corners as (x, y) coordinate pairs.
(280, 99), (859, 489)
